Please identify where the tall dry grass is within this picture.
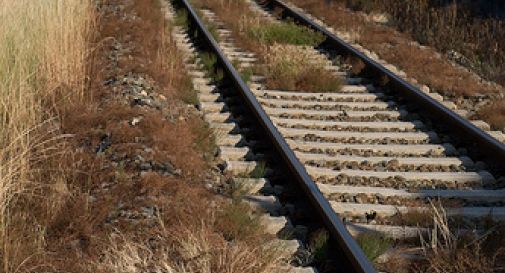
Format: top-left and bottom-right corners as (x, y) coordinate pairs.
(0, 0), (93, 271)
(417, 202), (503, 273)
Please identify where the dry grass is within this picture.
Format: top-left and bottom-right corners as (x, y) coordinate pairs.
(20, 0), (291, 272)
(287, 0), (501, 95)
(247, 20), (324, 46)
(190, 0), (264, 53)
(95, 217), (290, 273)
(416, 202), (503, 273)
(191, 0), (343, 93)
(376, 253), (410, 273)
(286, 0), (505, 129)
(395, 209), (433, 227)
(0, 0), (94, 271)
(344, 0), (505, 86)
(477, 100), (505, 130)
(215, 202), (263, 242)
(261, 44), (343, 92)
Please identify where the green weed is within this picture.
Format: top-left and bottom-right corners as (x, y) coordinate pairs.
(239, 67), (253, 83)
(230, 60), (252, 83)
(249, 161), (266, 178)
(308, 229), (329, 264)
(356, 233), (392, 263)
(174, 9), (189, 28)
(179, 75), (198, 105)
(198, 52), (224, 82)
(205, 19), (221, 42)
(248, 21), (325, 46)
(191, 121), (216, 162)
(216, 202), (262, 242)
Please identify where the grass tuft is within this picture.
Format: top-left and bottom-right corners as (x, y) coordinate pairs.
(174, 9), (189, 28)
(239, 67), (254, 83)
(215, 202), (262, 242)
(178, 75), (199, 105)
(198, 52), (224, 82)
(204, 19), (221, 43)
(262, 44), (343, 92)
(477, 100), (505, 130)
(96, 218), (290, 273)
(249, 161), (267, 178)
(356, 233), (392, 263)
(417, 202), (501, 273)
(308, 229), (330, 264)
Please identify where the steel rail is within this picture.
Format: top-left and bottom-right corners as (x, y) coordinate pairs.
(172, 0), (377, 272)
(263, 0), (505, 169)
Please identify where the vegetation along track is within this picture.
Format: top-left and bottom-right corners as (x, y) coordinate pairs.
(170, 0), (505, 272)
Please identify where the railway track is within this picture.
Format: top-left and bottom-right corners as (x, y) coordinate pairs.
(165, 0), (505, 272)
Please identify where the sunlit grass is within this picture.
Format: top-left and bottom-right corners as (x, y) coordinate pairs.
(0, 0), (94, 271)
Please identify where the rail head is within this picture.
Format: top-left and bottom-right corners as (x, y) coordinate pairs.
(173, 0), (378, 272)
(265, 0), (505, 169)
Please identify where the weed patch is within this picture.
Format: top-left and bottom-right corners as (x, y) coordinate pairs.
(190, 118), (217, 162)
(249, 161), (267, 178)
(356, 233), (392, 263)
(240, 67), (254, 83)
(417, 202), (502, 273)
(204, 19), (221, 43)
(394, 209), (433, 227)
(262, 44), (343, 92)
(286, 0), (503, 98)
(197, 52), (225, 82)
(308, 229), (330, 264)
(174, 9), (189, 28)
(178, 74), (199, 105)
(215, 202), (263, 242)
(248, 21), (325, 46)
